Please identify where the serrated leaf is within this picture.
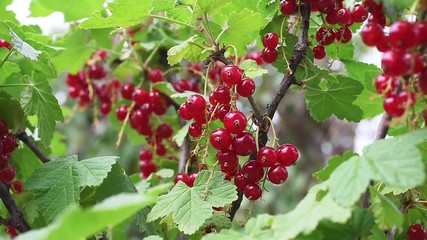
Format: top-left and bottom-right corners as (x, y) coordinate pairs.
(304, 74), (364, 122)
(148, 171), (237, 234)
(0, 92), (24, 130)
(362, 129), (427, 189)
(239, 59), (267, 78)
(153, 82), (181, 105)
(20, 72), (63, 147)
(15, 193), (161, 240)
(173, 121), (191, 147)
(197, 0), (232, 14)
(155, 169), (174, 179)
(271, 183), (352, 239)
(79, 0), (153, 29)
(11, 30), (41, 61)
(370, 189), (403, 229)
(170, 91), (194, 105)
(219, 9), (268, 55)
(328, 156), (371, 207)
(167, 35), (204, 65)
(202, 212), (231, 231)
(0, 61), (20, 84)
(30, 0), (105, 22)
(25, 156), (117, 223)
(313, 151), (356, 181)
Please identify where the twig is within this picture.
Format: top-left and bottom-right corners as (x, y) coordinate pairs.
(0, 182), (31, 233)
(15, 130), (50, 163)
(179, 120), (190, 174)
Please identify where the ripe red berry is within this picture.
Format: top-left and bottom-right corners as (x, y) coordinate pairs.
(352, 4), (368, 23)
(244, 183), (262, 200)
(414, 21), (427, 46)
(100, 102), (112, 115)
(214, 104), (231, 121)
(0, 166), (15, 184)
(213, 85), (231, 104)
(157, 123), (173, 139)
(237, 78), (256, 97)
(140, 161), (157, 178)
(268, 165), (288, 184)
(178, 103), (193, 120)
(174, 173), (193, 187)
(148, 68), (164, 83)
(396, 90), (416, 108)
(189, 172), (198, 185)
(262, 32), (279, 48)
(232, 132), (256, 156)
(407, 224), (427, 240)
(418, 69), (427, 94)
(2, 133), (17, 154)
(132, 88), (149, 105)
(0, 119), (7, 135)
(246, 51), (263, 65)
(316, 27), (335, 46)
(220, 65), (243, 85)
(116, 105), (128, 121)
(223, 111), (247, 134)
(325, 13), (337, 25)
(189, 122), (203, 137)
(376, 35), (391, 52)
(381, 50), (409, 76)
(88, 65), (107, 80)
(374, 73), (397, 96)
(186, 94), (206, 114)
(68, 87), (79, 99)
(234, 173), (248, 192)
(335, 27), (352, 43)
(241, 160), (264, 183)
(277, 144), (299, 166)
(12, 181), (23, 193)
(121, 83), (135, 100)
(188, 62), (202, 75)
(216, 149), (239, 171)
(280, 0), (297, 15)
(383, 96), (405, 117)
(313, 45), (326, 60)
(210, 128), (233, 150)
(388, 21), (417, 50)
(256, 146), (277, 167)
(156, 144), (167, 156)
(0, 39), (12, 50)
(316, 0), (335, 14)
(0, 154), (10, 170)
(360, 22), (384, 47)
(335, 8), (352, 25)
(139, 149), (153, 161)
(261, 47), (278, 63)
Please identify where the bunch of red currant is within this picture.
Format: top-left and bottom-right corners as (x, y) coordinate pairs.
(360, 7), (427, 120)
(261, 33), (279, 64)
(407, 224), (427, 240)
(0, 119), (17, 186)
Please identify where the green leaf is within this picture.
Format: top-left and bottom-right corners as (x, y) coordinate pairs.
(79, 0), (153, 29)
(197, 0), (232, 14)
(325, 41), (354, 60)
(167, 35), (204, 66)
(15, 193), (160, 240)
(239, 59), (268, 78)
(313, 151), (356, 181)
(202, 212), (231, 231)
(362, 129), (427, 188)
(271, 183), (352, 239)
(219, 9), (268, 55)
(20, 72), (64, 147)
(153, 82), (181, 104)
(328, 156), (370, 207)
(304, 74), (364, 122)
(148, 171), (237, 235)
(370, 189), (403, 229)
(25, 156), (117, 223)
(172, 121), (191, 147)
(0, 92), (25, 130)
(0, 61), (20, 84)
(0, 0), (17, 23)
(30, 0), (105, 22)
(341, 59), (382, 82)
(11, 30), (42, 61)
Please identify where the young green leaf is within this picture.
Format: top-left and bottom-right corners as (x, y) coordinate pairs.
(370, 189), (403, 230)
(172, 121), (191, 147)
(239, 59), (268, 78)
(313, 151), (357, 181)
(167, 35), (204, 66)
(30, 0), (105, 22)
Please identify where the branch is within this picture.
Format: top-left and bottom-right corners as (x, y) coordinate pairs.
(179, 120), (190, 174)
(0, 182), (31, 233)
(15, 130), (50, 163)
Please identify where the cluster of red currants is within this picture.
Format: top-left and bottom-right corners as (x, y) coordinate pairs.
(173, 172), (198, 187)
(0, 120), (20, 189)
(66, 50), (121, 114)
(407, 223), (426, 240)
(360, 7), (427, 119)
(261, 33), (279, 64)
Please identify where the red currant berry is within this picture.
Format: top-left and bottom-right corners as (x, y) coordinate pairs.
(407, 54), (425, 74)
(277, 144), (299, 166)
(352, 4), (368, 23)
(388, 21), (417, 50)
(132, 88), (149, 105)
(0, 119), (7, 135)
(69, 87), (80, 99)
(189, 122), (203, 137)
(241, 160), (264, 183)
(0, 166), (15, 184)
(0, 154), (10, 170)
(381, 50), (409, 76)
(0, 39), (12, 50)
(335, 8), (352, 25)
(246, 51), (263, 65)
(256, 146), (277, 167)
(178, 103), (194, 120)
(156, 144), (167, 156)
(234, 173), (248, 192)
(374, 73), (397, 96)
(261, 47), (278, 63)
(188, 62), (202, 75)
(313, 45), (326, 60)
(117, 105), (129, 121)
(262, 32), (279, 48)
(189, 172), (198, 185)
(174, 173), (192, 186)
(407, 224), (427, 240)
(12, 181), (23, 193)
(335, 27), (352, 43)
(157, 124), (173, 139)
(220, 65), (243, 86)
(360, 22), (384, 47)
(214, 104), (231, 121)
(213, 85), (231, 104)
(268, 165), (288, 184)
(280, 0), (297, 15)
(316, 0), (335, 14)
(140, 161), (157, 178)
(2, 133), (16, 154)
(223, 111), (247, 134)
(232, 132), (256, 156)
(186, 94), (206, 114)
(210, 128), (233, 150)
(244, 183), (262, 200)
(316, 27), (335, 46)
(396, 90), (416, 108)
(88, 65), (107, 80)
(139, 149), (153, 161)
(383, 96), (405, 117)
(148, 68), (164, 83)
(414, 21), (427, 46)
(376, 35), (391, 52)
(325, 13), (337, 25)
(216, 149), (239, 171)
(237, 78), (256, 97)
(121, 83), (135, 100)
(418, 69), (427, 95)
(100, 102), (112, 115)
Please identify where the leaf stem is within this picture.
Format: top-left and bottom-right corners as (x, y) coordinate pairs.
(0, 50), (15, 69)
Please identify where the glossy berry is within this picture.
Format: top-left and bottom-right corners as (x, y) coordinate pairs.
(157, 124), (173, 139)
(140, 161), (157, 178)
(189, 173), (198, 185)
(316, 0), (335, 14)
(2, 133), (16, 154)
(280, 0), (297, 15)
(277, 144), (299, 166)
(374, 73), (397, 96)
(178, 103), (193, 120)
(188, 62), (202, 75)
(244, 183), (262, 200)
(189, 122), (203, 137)
(233, 173), (247, 192)
(316, 27), (335, 46)
(262, 32), (279, 48)
(246, 51), (263, 65)
(383, 96), (405, 117)
(88, 65), (107, 80)
(388, 21), (417, 50)
(261, 47), (278, 63)
(116, 105), (128, 121)
(407, 224), (426, 240)
(139, 149), (153, 161)
(132, 88), (149, 104)
(257, 147), (277, 167)
(396, 90), (416, 108)
(221, 65), (243, 85)
(237, 78), (256, 97)
(241, 160), (264, 183)
(148, 68), (164, 83)
(12, 181), (23, 193)
(223, 111), (247, 134)
(325, 13), (337, 25)
(360, 22), (384, 47)
(214, 104), (231, 121)
(335, 27), (352, 43)
(232, 132), (256, 156)
(0, 39), (12, 50)
(381, 50), (409, 76)
(186, 95), (206, 114)
(100, 102), (112, 115)
(121, 83), (135, 100)
(0, 166), (15, 184)
(268, 165), (288, 184)
(174, 173), (192, 187)
(217, 149), (239, 172)
(210, 128), (233, 150)
(313, 45), (326, 60)
(156, 144), (167, 156)
(352, 4), (368, 23)
(213, 85), (231, 104)
(335, 8), (352, 25)
(0, 155), (9, 170)
(414, 21), (427, 46)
